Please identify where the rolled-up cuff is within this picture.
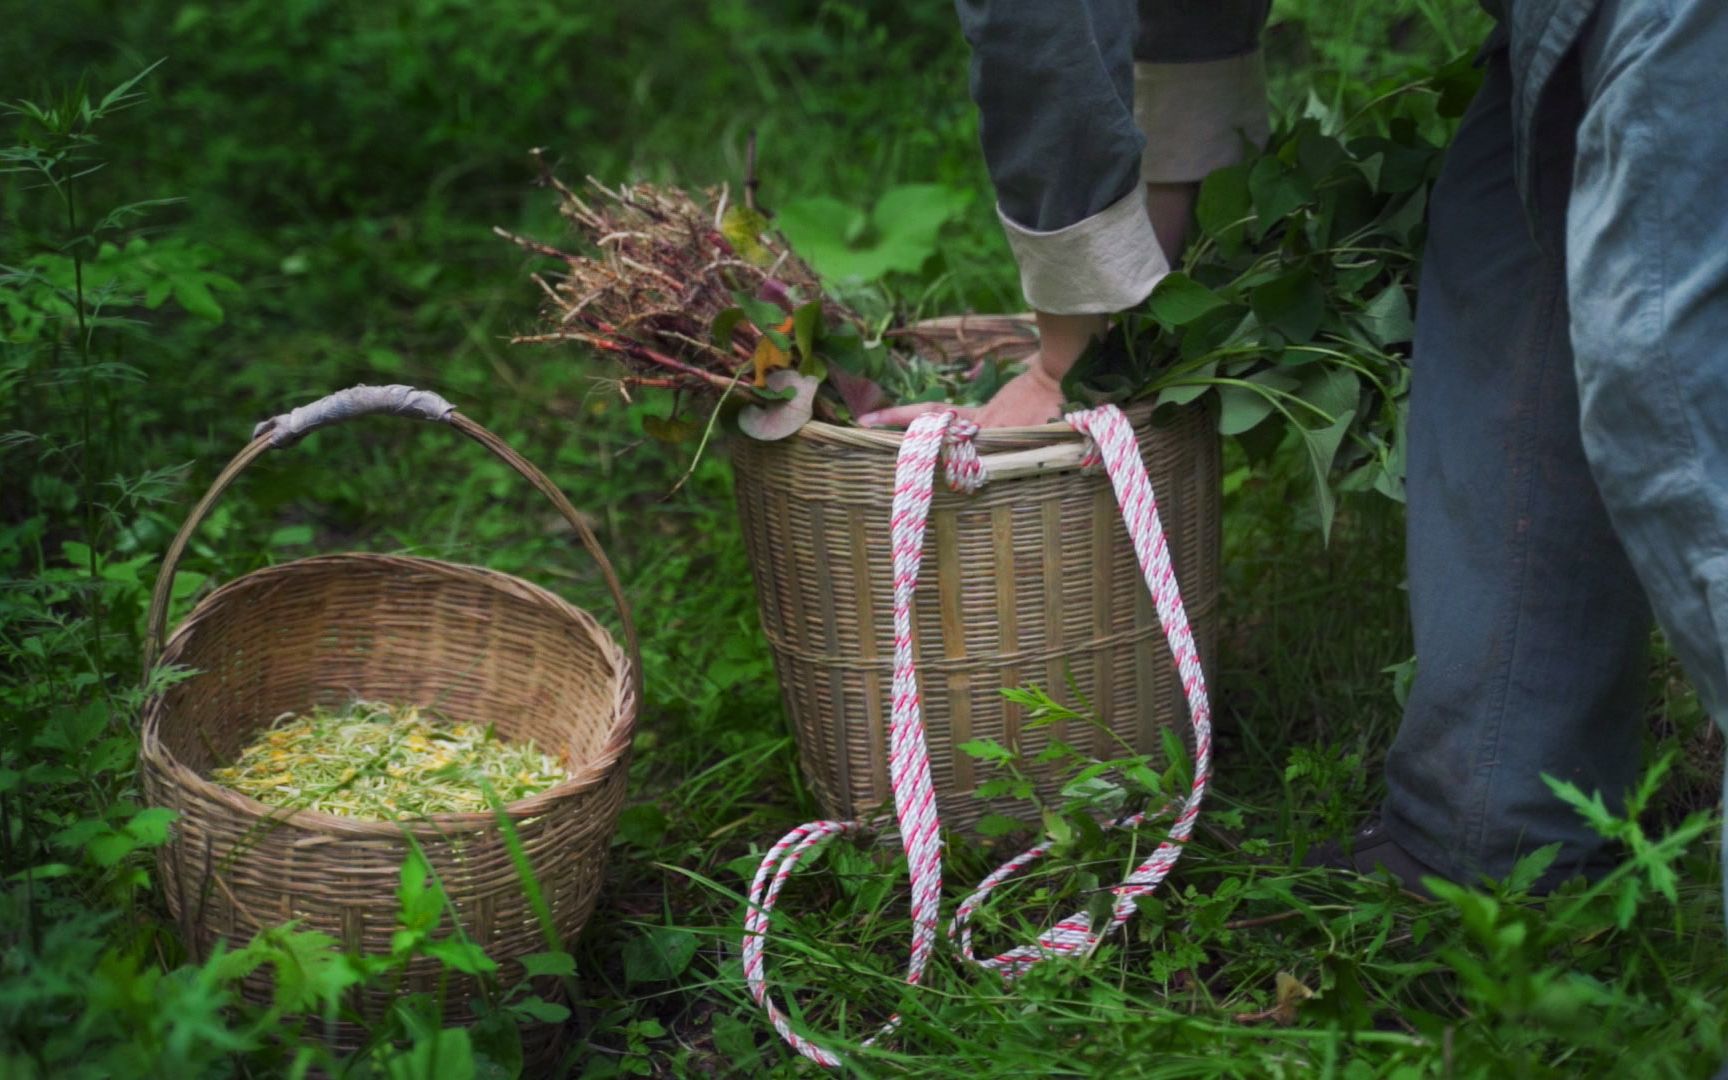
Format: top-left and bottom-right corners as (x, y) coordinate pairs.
(998, 186), (1168, 315)
(1135, 51), (1270, 184)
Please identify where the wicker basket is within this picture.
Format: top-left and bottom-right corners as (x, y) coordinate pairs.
(732, 403), (1219, 833)
(139, 385), (639, 1051)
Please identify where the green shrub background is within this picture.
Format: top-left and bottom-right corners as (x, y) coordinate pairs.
(6, 2), (1727, 1076)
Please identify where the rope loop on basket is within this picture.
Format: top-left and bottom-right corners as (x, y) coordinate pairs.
(940, 416), (985, 494)
(741, 405), (1212, 1067)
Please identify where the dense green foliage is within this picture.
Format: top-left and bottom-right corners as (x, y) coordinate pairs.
(4, 1), (1726, 1076)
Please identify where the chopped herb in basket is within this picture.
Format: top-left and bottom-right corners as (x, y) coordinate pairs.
(211, 701), (568, 818)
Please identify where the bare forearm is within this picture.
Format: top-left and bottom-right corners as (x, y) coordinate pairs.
(1145, 181), (1199, 266)
(1031, 184), (1192, 378)
(1032, 311), (1110, 382)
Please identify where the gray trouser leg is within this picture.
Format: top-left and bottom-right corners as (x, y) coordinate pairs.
(1383, 45), (1651, 888)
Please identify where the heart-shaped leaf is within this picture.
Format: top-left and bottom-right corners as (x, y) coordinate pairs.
(1149, 273), (1228, 326)
(1251, 269), (1325, 343)
(622, 927), (698, 985)
(828, 366), (887, 418)
(749, 336), (791, 387)
(719, 205), (774, 266)
(776, 184), (968, 282)
(738, 369), (819, 441)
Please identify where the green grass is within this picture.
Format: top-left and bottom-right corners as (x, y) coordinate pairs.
(4, 0), (1727, 1076)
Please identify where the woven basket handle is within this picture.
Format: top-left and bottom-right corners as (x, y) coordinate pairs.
(143, 384), (642, 701)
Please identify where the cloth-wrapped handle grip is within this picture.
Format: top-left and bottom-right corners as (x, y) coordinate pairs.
(253, 384), (456, 448)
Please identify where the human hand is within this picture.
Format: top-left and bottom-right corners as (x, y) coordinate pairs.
(860, 310), (1105, 429)
(858, 356), (1066, 429)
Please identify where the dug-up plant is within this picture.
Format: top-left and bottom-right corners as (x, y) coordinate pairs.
(495, 155), (990, 443)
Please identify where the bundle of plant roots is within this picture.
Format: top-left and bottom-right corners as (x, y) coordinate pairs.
(496, 153), (1041, 437)
(497, 154), (872, 410)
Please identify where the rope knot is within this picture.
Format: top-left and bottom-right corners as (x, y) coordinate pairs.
(1065, 407), (1108, 471)
(940, 415), (986, 494)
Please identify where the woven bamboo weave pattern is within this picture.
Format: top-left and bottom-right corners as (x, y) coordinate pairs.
(140, 397), (638, 1052)
(732, 404), (1219, 832)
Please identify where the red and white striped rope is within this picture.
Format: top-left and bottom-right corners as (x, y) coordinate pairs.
(740, 404), (1211, 1066)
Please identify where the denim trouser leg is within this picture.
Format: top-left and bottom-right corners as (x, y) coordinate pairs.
(1562, 0), (1728, 897)
(1383, 47), (1652, 887)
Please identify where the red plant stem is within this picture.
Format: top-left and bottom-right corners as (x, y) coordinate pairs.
(585, 318), (751, 392)
(514, 326), (763, 401)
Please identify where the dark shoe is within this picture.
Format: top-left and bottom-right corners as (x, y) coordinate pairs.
(1303, 820), (1448, 900)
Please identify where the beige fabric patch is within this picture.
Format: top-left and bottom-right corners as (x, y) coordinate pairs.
(998, 186), (1170, 314)
(1135, 51), (1271, 184)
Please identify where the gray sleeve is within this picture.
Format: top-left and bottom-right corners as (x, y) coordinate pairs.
(955, 0), (1146, 235)
(955, 0), (1269, 312)
(1133, 0), (1269, 63)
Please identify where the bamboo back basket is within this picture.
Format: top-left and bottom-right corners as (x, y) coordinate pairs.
(139, 385), (639, 1052)
(732, 403), (1220, 833)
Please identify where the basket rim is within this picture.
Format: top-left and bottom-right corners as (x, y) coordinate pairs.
(787, 399), (1162, 453)
(140, 551), (637, 839)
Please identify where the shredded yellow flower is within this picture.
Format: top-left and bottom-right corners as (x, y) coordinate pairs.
(211, 701), (568, 819)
